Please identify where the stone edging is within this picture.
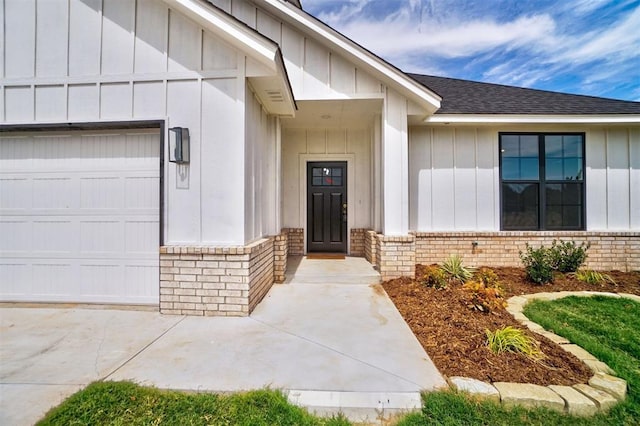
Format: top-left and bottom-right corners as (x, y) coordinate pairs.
(446, 291), (638, 417)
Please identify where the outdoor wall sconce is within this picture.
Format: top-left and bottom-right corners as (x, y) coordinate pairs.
(168, 127), (190, 164)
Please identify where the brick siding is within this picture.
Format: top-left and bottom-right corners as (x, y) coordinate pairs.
(413, 232), (639, 272)
(365, 230), (377, 265)
(284, 228), (304, 255)
(159, 236), (282, 317)
(376, 234), (416, 281)
(350, 228), (366, 257)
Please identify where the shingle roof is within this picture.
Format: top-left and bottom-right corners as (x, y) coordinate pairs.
(408, 74), (640, 115)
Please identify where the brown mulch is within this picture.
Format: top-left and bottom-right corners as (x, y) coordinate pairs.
(382, 266), (640, 386)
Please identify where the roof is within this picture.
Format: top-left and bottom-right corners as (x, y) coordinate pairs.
(408, 74), (640, 115)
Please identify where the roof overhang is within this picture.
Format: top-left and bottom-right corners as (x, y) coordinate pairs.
(163, 0), (295, 116)
(256, 0), (441, 115)
(424, 114), (640, 125)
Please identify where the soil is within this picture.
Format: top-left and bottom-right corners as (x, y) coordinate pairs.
(382, 266), (640, 386)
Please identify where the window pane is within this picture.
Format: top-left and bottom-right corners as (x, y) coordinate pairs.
(332, 176), (342, 186)
(545, 183), (583, 229)
(520, 158), (539, 180)
(312, 168), (322, 177)
(520, 135), (539, 156)
(502, 158), (520, 180)
(546, 159), (564, 180)
(501, 136), (519, 156)
(564, 158), (583, 180)
(502, 183), (539, 229)
(563, 135), (582, 157)
(312, 177), (323, 186)
(332, 168), (342, 176)
(545, 136), (563, 157)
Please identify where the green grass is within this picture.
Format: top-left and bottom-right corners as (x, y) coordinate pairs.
(399, 295), (640, 426)
(37, 382), (350, 426)
(38, 296), (640, 425)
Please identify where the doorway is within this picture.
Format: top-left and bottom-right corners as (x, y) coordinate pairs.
(306, 161), (347, 253)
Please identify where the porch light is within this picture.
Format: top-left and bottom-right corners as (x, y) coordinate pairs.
(168, 127), (190, 164)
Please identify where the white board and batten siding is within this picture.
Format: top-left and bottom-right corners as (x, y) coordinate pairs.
(0, 131), (160, 304)
(282, 127), (373, 233)
(409, 126), (640, 232)
(209, 0), (385, 101)
(0, 0), (258, 246)
(409, 127), (499, 231)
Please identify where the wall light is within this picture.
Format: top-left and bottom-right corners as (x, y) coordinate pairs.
(168, 127), (190, 164)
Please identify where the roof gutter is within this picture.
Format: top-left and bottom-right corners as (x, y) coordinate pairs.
(424, 114), (640, 124)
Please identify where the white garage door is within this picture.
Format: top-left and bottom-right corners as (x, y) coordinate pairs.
(0, 130), (160, 304)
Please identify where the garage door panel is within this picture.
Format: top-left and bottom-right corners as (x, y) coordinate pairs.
(0, 178), (30, 209)
(0, 130), (160, 304)
(0, 221), (31, 252)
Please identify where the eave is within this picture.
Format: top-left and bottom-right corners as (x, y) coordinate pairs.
(423, 114), (640, 125)
(163, 0), (295, 116)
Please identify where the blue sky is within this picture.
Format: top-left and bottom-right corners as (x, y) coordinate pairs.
(302, 0), (640, 101)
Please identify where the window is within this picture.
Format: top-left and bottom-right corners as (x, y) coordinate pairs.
(311, 166), (343, 186)
(500, 133), (585, 230)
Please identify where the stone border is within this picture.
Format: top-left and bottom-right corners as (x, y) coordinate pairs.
(446, 292), (637, 417)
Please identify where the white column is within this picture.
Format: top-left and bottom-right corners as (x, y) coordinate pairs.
(382, 88), (409, 235)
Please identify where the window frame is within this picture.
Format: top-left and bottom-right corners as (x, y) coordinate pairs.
(499, 132), (586, 231)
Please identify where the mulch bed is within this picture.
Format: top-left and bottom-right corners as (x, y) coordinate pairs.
(382, 266), (640, 386)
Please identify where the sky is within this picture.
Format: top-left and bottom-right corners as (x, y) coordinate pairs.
(301, 0), (640, 101)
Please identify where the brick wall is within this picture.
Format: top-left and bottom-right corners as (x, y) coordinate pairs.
(365, 230), (377, 264)
(284, 228), (304, 255)
(273, 233), (288, 283)
(159, 237), (277, 317)
(376, 234), (416, 280)
(350, 228), (366, 257)
(413, 232), (640, 272)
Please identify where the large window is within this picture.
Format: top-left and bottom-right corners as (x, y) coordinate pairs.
(500, 133), (585, 230)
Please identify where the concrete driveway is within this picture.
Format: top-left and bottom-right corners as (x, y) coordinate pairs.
(1, 258), (446, 425)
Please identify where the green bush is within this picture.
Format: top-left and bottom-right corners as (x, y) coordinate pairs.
(519, 244), (554, 284)
(420, 265), (448, 289)
(440, 254), (475, 284)
(548, 240), (590, 272)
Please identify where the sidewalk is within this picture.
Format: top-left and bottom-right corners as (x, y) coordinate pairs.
(1, 257), (446, 424)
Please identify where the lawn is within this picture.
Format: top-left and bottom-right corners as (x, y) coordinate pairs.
(37, 382), (349, 426)
(38, 292), (640, 425)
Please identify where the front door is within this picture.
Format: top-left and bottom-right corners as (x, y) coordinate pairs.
(307, 162), (347, 253)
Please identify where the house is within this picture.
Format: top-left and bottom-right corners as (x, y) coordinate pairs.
(1, 0), (638, 316)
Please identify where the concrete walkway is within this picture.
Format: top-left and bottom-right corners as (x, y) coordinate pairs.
(1, 257), (446, 424)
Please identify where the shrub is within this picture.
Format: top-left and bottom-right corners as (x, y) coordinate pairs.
(549, 240), (590, 273)
(485, 326), (545, 361)
(519, 244), (554, 284)
(420, 265), (448, 289)
(474, 267), (500, 287)
(574, 269), (616, 286)
(440, 255), (475, 284)
(463, 279), (506, 313)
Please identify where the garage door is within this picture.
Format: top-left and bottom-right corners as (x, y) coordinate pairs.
(0, 130), (160, 304)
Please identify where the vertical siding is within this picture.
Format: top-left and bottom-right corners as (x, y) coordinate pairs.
(630, 128), (640, 229)
(411, 126), (638, 232)
(409, 126), (498, 231)
(586, 127), (638, 230)
(4, 0), (35, 78)
(281, 127), (372, 230)
(36, 0), (68, 77)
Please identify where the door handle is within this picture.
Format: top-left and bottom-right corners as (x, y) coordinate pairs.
(342, 203), (347, 222)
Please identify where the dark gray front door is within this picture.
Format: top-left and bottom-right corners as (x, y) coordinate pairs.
(307, 162), (347, 253)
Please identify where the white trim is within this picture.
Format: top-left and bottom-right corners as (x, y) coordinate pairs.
(163, 0), (278, 70)
(299, 153), (356, 254)
(257, 0), (441, 113)
(424, 114), (640, 124)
